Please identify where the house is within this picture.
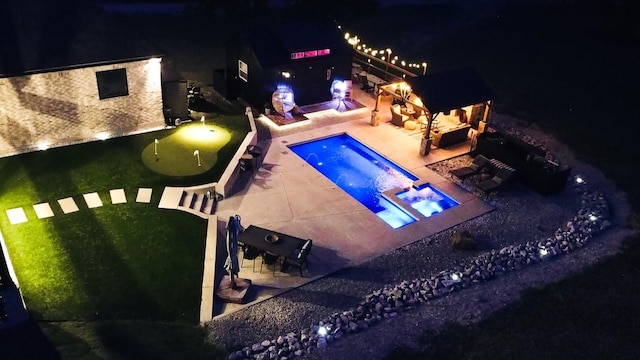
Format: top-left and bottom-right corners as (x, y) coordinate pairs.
(216, 19), (354, 112)
(0, 2), (167, 157)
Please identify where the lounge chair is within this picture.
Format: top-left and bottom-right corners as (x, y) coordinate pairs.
(281, 239), (312, 276)
(449, 155), (490, 179)
(476, 167), (517, 193)
(390, 104), (409, 127)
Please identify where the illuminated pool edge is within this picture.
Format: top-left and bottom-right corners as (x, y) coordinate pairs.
(289, 133), (418, 229)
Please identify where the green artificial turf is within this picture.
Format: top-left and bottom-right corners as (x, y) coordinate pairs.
(0, 113), (248, 323)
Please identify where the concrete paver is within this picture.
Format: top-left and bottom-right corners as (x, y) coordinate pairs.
(58, 197), (79, 214)
(83, 192), (103, 208)
(6, 208), (27, 225)
(110, 189), (127, 204)
(136, 188), (153, 203)
(33, 203), (54, 219)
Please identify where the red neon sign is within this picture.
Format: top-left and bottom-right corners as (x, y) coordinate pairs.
(290, 48), (330, 60)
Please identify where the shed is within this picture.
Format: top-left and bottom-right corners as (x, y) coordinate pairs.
(218, 19), (353, 111)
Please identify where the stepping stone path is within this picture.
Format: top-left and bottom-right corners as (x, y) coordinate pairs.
(4, 188), (154, 225)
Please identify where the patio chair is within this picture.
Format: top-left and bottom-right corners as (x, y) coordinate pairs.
(360, 75), (375, 93)
(260, 251), (280, 275)
(390, 105), (409, 127)
(246, 145), (263, 161)
(476, 167), (517, 193)
(281, 239), (312, 277)
(449, 155), (490, 179)
(241, 245), (263, 272)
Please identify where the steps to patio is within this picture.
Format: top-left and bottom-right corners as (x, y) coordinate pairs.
(158, 186), (218, 218)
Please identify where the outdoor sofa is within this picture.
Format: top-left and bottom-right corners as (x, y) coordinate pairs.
(431, 123), (471, 148)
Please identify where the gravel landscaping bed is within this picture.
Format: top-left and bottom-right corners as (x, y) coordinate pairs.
(206, 114), (634, 359)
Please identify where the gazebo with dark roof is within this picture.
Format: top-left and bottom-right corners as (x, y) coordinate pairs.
(374, 67), (495, 155)
(409, 68), (495, 115)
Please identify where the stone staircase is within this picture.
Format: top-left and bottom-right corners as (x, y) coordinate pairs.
(159, 186), (219, 218)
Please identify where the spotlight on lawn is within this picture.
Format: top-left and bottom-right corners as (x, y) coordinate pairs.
(574, 175), (585, 184)
(201, 115), (205, 127)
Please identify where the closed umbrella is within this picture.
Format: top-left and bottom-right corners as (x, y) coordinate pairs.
(217, 214), (251, 303)
(224, 215), (241, 288)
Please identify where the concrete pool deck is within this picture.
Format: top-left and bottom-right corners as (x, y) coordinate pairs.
(212, 88), (494, 318)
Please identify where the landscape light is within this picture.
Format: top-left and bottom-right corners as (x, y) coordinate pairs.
(317, 326), (328, 337)
(574, 175), (585, 184)
(37, 142), (50, 151)
(96, 132), (109, 141)
(589, 214), (598, 222)
(451, 273), (460, 281)
(539, 248), (548, 257)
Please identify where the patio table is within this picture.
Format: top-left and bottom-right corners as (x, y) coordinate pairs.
(238, 225), (306, 259)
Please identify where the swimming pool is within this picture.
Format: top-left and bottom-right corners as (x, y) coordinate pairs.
(289, 133), (419, 228)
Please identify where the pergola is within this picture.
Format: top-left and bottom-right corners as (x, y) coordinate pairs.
(372, 68), (495, 154)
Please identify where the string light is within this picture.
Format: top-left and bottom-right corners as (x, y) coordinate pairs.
(340, 26), (428, 76)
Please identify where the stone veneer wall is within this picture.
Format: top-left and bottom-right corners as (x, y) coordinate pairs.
(0, 59), (164, 157)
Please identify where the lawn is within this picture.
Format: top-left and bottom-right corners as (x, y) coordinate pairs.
(0, 114), (248, 357)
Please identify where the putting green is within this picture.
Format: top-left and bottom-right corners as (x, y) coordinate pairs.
(141, 123), (232, 176)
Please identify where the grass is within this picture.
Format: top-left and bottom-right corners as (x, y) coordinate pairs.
(0, 113), (249, 357)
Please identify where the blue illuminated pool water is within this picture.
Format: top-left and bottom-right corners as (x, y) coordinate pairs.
(396, 183), (459, 218)
(289, 133), (418, 228)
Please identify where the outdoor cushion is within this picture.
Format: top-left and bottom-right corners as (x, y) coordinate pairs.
(404, 120), (417, 130)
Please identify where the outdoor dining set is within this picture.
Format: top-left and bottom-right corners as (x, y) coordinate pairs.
(238, 225), (312, 277)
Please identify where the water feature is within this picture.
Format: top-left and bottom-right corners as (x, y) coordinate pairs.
(396, 183), (459, 217)
(289, 133), (418, 228)
(305, 153), (321, 166)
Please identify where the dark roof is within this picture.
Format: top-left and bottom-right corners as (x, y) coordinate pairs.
(240, 20), (351, 68)
(0, 1), (165, 77)
(409, 68), (495, 113)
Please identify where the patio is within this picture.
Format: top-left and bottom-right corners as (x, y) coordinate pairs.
(212, 85), (493, 317)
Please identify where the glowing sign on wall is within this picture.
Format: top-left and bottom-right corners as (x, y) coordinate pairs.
(290, 48), (331, 60)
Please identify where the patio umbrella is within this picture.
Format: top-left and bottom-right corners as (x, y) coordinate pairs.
(224, 215), (241, 288)
(217, 214), (251, 303)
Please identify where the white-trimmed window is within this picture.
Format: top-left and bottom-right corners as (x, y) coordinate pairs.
(238, 60), (248, 82)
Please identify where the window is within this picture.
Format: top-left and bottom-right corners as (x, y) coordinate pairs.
(96, 68), (129, 99)
(238, 60), (248, 82)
